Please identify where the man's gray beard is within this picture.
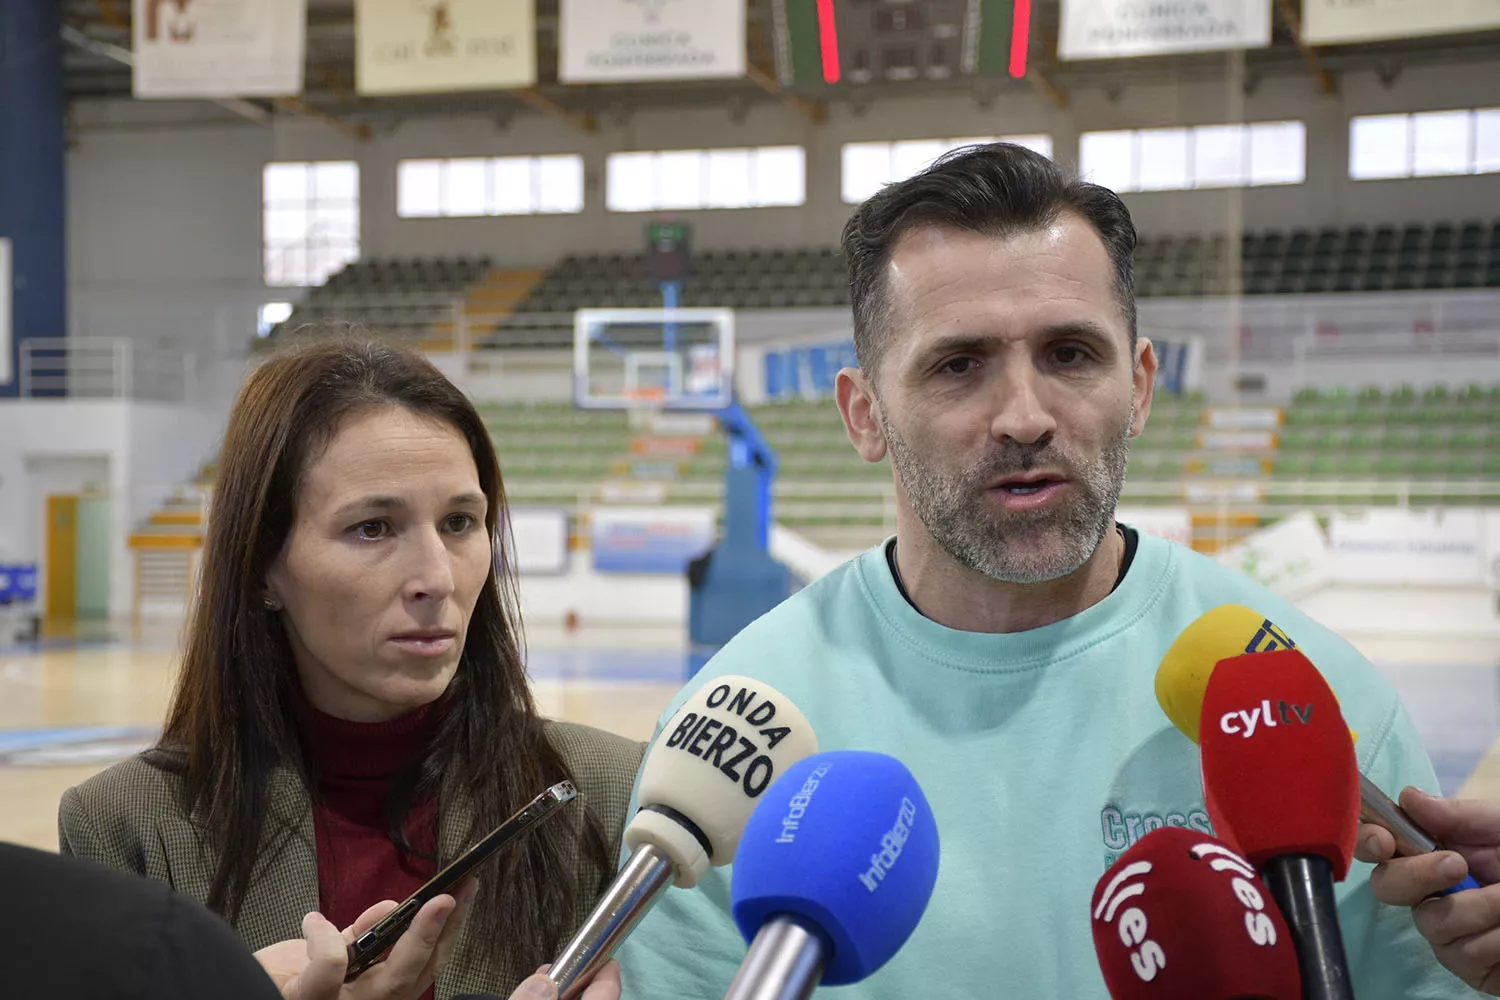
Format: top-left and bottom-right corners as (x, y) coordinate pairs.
(882, 405), (1134, 585)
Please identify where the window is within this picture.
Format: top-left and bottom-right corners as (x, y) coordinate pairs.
(1080, 122), (1305, 192)
(605, 146), (806, 212)
(1349, 108), (1500, 180)
(396, 155), (585, 218)
(257, 302), (292, 338)
(263, 161), (359, 288)
(840, 134), (1054, 203)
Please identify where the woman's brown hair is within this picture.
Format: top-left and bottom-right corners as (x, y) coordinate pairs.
(154, 333), (610, 960)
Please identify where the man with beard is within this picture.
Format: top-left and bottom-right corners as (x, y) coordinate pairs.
(615, 143), (1469, 998)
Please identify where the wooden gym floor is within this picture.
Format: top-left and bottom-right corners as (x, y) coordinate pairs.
(0, 625), (1496, 853)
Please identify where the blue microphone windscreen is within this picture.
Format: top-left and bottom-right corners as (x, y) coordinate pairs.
(730, 751), (940, 986)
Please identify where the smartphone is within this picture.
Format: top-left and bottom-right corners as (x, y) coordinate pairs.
(344, 780), (579, 981)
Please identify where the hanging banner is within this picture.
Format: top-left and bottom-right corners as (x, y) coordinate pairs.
(560, 0), (746, 83)
(0, 239), (10, 385)
(1058, 0), (1271, 60)
(1303, 0), (1500, 45)
(356, 0), (535, 95)
(132, 0), (306, 98)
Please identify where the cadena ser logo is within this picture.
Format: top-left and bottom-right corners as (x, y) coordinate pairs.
(1190, 842), (1279, 947)
(1094, 861), (1167, 982)
(1244, 618), (1295, 655)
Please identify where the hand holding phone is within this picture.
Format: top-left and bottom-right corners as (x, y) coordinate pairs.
(344, 781), (578, 981)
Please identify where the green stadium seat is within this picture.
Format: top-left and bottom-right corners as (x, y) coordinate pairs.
(1383, 427), (1420, 451)
(1280, 429), (1317, 451)
(1354, 385), (1384, 405)
(1313, 429), (1344, 451)
(1410, 406), (1453, 427)
(1282, 407), (1318, 428)
(1448, 455), (1481, 478)
(1347, 431), (1380, 452)
(1172, 408), (1203, 429)
(1415, 428), (1449, 451)
(1274, 456), (1312, 477)
(1169, 428), (1198, 451)
(1412, 455), (1444, 477)
(1375, 455), (1410, 478)
(1451, 430), (1484, 451)
(1388, 384), (1418, 406)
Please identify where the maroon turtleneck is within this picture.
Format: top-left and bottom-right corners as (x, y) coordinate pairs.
(298, 698), (442, 992)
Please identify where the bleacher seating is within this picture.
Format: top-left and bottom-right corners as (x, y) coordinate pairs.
(481, 382), (1500, 552)
(1273, 383), (1500, 506)
(272, 255), (494, 338)
(275, 220), (1500, 349)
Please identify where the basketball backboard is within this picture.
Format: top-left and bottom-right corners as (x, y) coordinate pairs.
(573, 307), (735, 411)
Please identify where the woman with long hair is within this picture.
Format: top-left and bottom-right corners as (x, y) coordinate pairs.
(60, 336), (642, 999)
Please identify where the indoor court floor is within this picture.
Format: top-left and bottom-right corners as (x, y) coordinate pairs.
(0, 623), (1496, 852)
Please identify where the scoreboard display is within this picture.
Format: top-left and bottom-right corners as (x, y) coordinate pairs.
(772, 0), (1028, 87)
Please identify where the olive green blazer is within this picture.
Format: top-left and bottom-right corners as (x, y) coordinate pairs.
(59, 720), (644, 999)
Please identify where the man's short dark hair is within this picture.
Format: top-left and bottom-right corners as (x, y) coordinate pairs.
(841, 142), (1138, 380)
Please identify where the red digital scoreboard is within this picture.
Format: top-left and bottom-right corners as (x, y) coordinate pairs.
(773, 0), (1030, 87)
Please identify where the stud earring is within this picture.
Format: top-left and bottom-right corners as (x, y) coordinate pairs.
(263, 597), (280, 611)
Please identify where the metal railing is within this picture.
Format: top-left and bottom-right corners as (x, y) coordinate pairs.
(19, 338), (197, 401)
(501, 476), (1500, 555)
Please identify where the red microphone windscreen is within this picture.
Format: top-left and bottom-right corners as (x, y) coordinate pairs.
(1090, 826), (1299, 999)
(1199, 649), (1360, 880)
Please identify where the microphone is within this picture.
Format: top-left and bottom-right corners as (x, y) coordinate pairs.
(1156, 603), (1483, 894)
(1090, 826), (1299, 999)
(724, 751), (939, 1000)
(546, 676), (818, 999)
(1200, 649), (1359, 1000)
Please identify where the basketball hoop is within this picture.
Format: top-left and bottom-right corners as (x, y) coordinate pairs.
(572, 307), (735, 413)
(623, 386), (667, 429)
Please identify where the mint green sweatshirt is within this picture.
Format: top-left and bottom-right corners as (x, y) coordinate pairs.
(616, 532), (1480, 998)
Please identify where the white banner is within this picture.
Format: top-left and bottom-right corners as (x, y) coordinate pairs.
(1217, 511), (1331, 600)
(1207, 407), (1280, 430)
(1329, 508), (1486, 587)
(1304, 0), (1500, 45)
(132, 0), (305, 98)
(1482, 511), (1500, 592)
(1059, 0), (1271, 59)
(560, 0), (746, 83)
(507, 508), (571, 575)
(357, 0), (535, 95)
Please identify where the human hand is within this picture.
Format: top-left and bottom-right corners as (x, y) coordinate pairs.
(255, 882), (475, 1000)
(1356, 787), (1500, 994)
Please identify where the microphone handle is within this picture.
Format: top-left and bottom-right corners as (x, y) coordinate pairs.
(1260, 855), (1355, 1000)
(548, 843), (676, 999)
(721, 915), (828, 1000)
(1359, 774), (1484, 894)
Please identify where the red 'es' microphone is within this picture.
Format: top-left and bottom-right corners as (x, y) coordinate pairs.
(1090, 826), (1299, 999)
(1200, 649), (1360, 1000)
